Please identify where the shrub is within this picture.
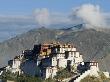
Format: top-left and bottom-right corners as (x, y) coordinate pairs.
(55, 68), (74, 80)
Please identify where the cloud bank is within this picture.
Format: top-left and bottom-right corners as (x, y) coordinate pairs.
(0, 4), (110, 42)
(73, 4), (106, 28)
(34, 4), (108, 28)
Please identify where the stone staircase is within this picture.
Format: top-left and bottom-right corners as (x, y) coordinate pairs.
(73, 70), (91, 82)
(0, 71), (3, 75)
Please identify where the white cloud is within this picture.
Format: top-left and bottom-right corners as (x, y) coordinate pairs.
(34, 8), (50, 26)
(73, 4), (106, 28)
(34, 8), (72, 26)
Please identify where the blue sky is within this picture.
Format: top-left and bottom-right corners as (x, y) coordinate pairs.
(0, 0), (109, 15)
(0, 0), (110, 42)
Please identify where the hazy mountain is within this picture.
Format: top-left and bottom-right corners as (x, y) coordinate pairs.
(0, 26), (110, 73)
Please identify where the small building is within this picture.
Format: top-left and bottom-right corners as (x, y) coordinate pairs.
(7, 58), (22, 75)
(77, 61), (99, 75)
(42, 66), (58, 79)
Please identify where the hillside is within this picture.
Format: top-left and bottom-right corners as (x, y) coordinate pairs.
(0, 27), (110, 72)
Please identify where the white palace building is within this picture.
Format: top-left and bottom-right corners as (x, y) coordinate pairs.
(1, 42), (109, 82)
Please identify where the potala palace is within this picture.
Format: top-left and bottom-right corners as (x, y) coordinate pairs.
(0, 42), (109, 82)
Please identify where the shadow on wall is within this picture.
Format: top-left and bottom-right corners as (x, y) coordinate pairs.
(21, 60), (37, 76)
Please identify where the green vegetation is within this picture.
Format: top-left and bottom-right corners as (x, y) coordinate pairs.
(1, 68), (110, 82)
(15, 75), (42, 82)
(80, 72), (110, 82)
(55, 68), (76, 80)
(80, 75), (101, 82)
(0, 71), (18, 81)
(71, 64), (77, 72)
(0, 71), (56, 82)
